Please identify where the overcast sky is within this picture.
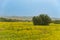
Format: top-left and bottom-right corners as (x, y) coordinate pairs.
(0, 0), (60, 18)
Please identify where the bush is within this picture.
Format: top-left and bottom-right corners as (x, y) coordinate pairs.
(32, 14), (51, 25)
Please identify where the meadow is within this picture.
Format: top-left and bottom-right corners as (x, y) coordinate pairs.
(0, 22), (60, 40)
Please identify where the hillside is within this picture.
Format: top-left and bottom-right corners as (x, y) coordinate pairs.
(0, 16), (60, 22)
(0, 16), (32, 22)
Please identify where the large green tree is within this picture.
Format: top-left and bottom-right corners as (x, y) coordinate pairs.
(32, 14), (51, 25)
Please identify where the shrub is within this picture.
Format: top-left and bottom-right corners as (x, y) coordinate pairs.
(32, 14), (51, 25)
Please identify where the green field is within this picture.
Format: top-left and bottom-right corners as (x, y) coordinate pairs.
(0, 22), (60, 40)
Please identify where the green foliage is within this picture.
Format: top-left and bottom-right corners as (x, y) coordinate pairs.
(0, 17), (32, 22)
(0, 17), (7, 22)
(32, 14), (51, 25)
(32, 16), (38, 25)
(0, 17), (20, 22)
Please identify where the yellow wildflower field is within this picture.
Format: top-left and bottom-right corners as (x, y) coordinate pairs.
(0, 22), (60, 40)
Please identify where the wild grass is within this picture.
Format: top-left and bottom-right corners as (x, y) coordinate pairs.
(0, 22), (60, 40)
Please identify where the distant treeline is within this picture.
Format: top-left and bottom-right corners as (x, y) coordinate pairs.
(0, 17), (31, 22)
(0, 17), (60, 24)
(52, 20), (60, 24)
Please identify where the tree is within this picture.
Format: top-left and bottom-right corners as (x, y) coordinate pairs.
(32, 14), (51, 25)
(32, 16), (38, 25)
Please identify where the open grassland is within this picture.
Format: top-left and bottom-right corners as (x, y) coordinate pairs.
(0, 22), (60, 40)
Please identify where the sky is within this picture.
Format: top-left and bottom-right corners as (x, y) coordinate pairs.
(0, 0), (60, 18)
